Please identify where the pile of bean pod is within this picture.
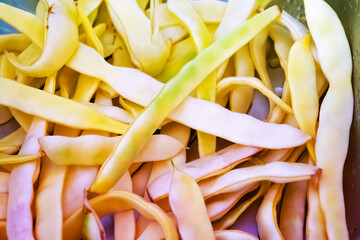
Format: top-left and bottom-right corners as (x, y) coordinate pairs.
(0, 0), (353, 239)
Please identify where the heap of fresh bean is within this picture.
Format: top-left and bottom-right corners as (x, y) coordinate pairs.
(0, 0), (353, 239)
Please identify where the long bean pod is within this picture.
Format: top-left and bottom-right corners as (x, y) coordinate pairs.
(7, 74), (55, 239)
(304, 0), (353, 238)
(0, 78), (128, 134)
(39, 134), (183, 165)
(169, 167), (215, 240)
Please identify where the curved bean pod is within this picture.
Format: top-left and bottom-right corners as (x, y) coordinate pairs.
(63, 191), (178, 240)
(169, 167), (215, 240)
(5, 0), (78, 77)
(305, 0), (353, 238)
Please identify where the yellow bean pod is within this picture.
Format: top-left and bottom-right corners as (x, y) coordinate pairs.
(82, 212), (106, 240)
(206, 183), (260, 221)
(215, 0), (255, 39)
(167, 37), (196, 61)
(111, 171), (135, 240)
(229, 45), (255, 113)
(6, 74), (55, 240)
(199, 162), (320, 199)
(215, 0), (256, 94)
(267, 25), (293, 125)
(34, 75), (66, 240)
(315, 68), (328, 98)
(98, 82), (119, 98)
(118, 98), (143, 119)
(82, 191), (106, 240)
(0, 128), (26, 154)
(305, 0), (353, 238)
(78, 0), (102, 16)
(111, 36), (135, 68)
(288, 33), (318, 159)
(14, 46), (42, 71)
(0, 56), (17, 129)
(147, 145), (260, 201)
(136, 0), (149, 11)
(306, 163), (327, 240)
(63, 191), (178, 240)
(156, 53), (197, 83)
(288, 34), (318, 139)
(39, 134), (184, 165)
(256, 183), (284, 240)
(213, 182), (271, 230)
(0, 172), (9, 193)
(278, 10), (319, 64)
(5, 0), (78, 77)
(260, 148), (293, 164)
(0, 33), (31, 53)
(279, 178), (308, 240)
(62, 166), (99, 220)
(168, 0), (212, 52)
(159, 121), (191, 147)
(250, 28), (273, 93)
(35, 157), (67, 240)
(83, 102), (133, 124)
(0, 78), (128, 134)
(132, 163), (153, 197)
(105, 0), (170, 76)
(129, 163), (143, 175)
(79, 23), (106, 43)
(160, 25), (188, 44)
(0, 105), (11, 125)
(0, 152), (42, 165)
(75, 21), (112, 103)
(137, 221), (171, 240)
(169, 167), (216, 240)
(217, 77), (293, 114)
(0, 193), (7, 221)
(278, 11), (308, 41)
(57, 66), (79, 100)
(76, 1), (104, 57)
(0, 3), (44, 47)
(61, 91), (110, 219)
(0, 220), (6, 240)
(146, 0), (226, 29)
(214, 230), (258, 240)
(269, 23), (293, 71)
